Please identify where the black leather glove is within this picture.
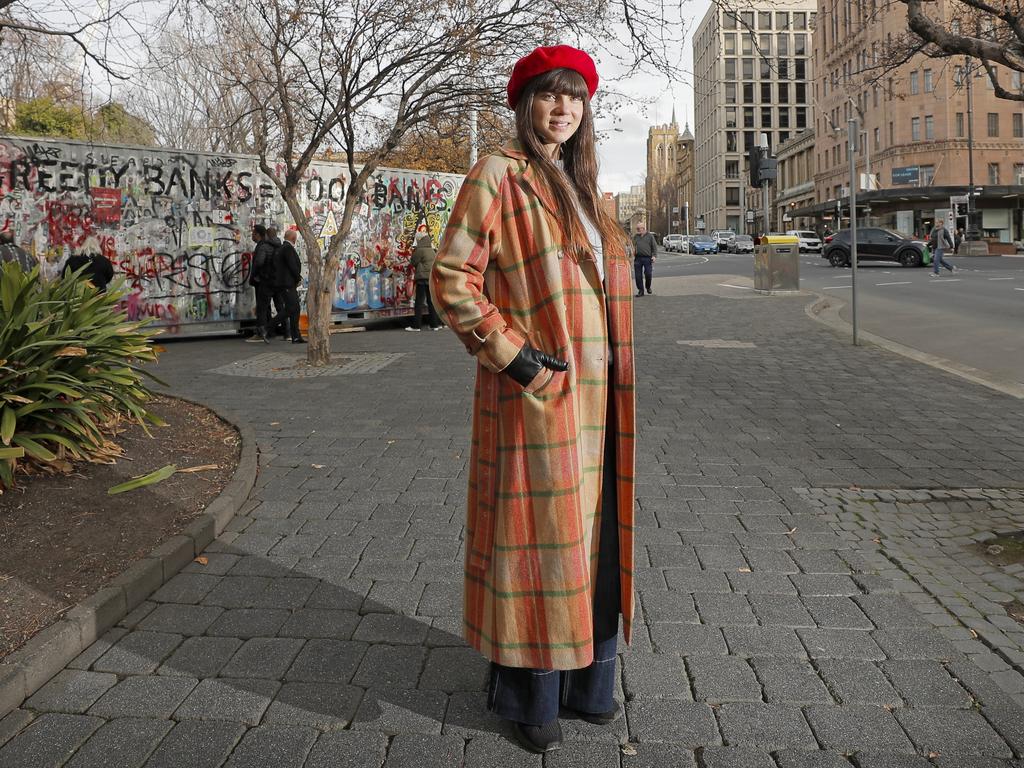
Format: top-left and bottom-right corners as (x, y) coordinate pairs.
(504, 345), (569, 388)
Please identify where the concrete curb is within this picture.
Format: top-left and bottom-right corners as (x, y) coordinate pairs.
(804, 291), (1024, 400)
(0, 396), (258, 719)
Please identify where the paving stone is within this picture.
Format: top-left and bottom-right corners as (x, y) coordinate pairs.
(284, 639), (368, 684)
(798, 629), (886, 660)
(352, 613), (430, 644)
(663, 569), (732, 593)
(790, 574), (860, 596)
(852, 755), (932, 768)
(201, 576), (271, 608)
(621, 653), (691, 700)
(727, 572), (799, 595)
(638, 591), (699, 624)
(462, 735), (542, 767)
(751, 657), (833, 704)
(774, 750), (853, 768)
(814, 659), (902, 706)
(92, 631), (184, 675)
(278, 609), (360, 640)
(895, 708), (1013, 758)
(67, 628), (128, 671)
(697, 746), (776, 768)
(174, 678), (280, 725)
(304, 731), (390, 768)
(138, 604), (223, 635)
(0, 710), (33, 750)
(620, 742), (698, 768)
(854, 595), (929, 629)
(747, 595), (816, 627)
(24, 670), (117, 714)
(88, 675), (197, 718)
(543, 741), (620, 768)
(306, 581), (371, 611)
(351, 688), (448, 735)
(352, 645), (425, 689)
(382, 733), (464, 768)
(418, 646), (489, 692)
(803, 597), (874, 630)
(716, 702), (818, 750)
(206, 608), (290, 637)
(151, 573), (222, 604)
(415, 583), (462, 617)
(804, 705), (915, 753)
(157, 636), (243, 678)
(623, 699), (719, 745)
(221, 637), (305, 679)
(0, 713), (102, 768)
(65, 717), (172, 768)
(881, 660), (973, 708)
(871, 629), (960, 661)
(251, 577), (320, 608)
(262, 681), (363, 729)
(143, 720), (247, 768)
(648, 623), (728, 656)
(686, 656), (761, 703)
(440, 692), (504, 739)
(722, 626), (807, 658)
(224, 724), (318, 768)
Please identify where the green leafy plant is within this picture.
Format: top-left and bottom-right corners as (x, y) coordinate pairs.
(0, 262), (165, 491)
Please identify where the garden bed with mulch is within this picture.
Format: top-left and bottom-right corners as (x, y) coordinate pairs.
(0, 396), (240, 659)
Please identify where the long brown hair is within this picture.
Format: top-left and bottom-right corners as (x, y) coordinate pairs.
(514, 68), (628, 258)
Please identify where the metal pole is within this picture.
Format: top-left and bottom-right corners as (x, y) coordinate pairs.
(965, 58), (975, 250)
(469, 108), (479, 169)
(758, 133), (770, 235)
(848, 118), (859, 346)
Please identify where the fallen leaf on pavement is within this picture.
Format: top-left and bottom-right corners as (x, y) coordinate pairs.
(194, 556), (209, 565)
(312, 464), (325, 469)
(178, 464), (220, 473)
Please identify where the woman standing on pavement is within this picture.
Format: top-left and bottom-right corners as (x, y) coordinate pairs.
(430, 45), (636, 754)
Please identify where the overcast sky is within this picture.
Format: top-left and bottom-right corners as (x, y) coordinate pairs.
(594, 0), (714, 195)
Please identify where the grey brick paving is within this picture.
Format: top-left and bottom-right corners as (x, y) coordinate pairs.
(65, 717), (172, 768)
(8, 291), (1024, 764)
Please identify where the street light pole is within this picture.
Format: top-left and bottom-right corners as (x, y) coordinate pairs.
(759, 133), (770, 234)
(965, 57), (976, 250)
(848, 118), (859, 346)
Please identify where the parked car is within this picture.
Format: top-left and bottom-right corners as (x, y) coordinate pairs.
(786, 230), (823, 254)
(711, 229), (736, 250)
(663, 234), (685, 252)
(689, 234), (718, 254)
(728, 234), (755, 253)
(822, 228), (930, 268)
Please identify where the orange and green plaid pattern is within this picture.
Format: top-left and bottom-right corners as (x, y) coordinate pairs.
(430, 143), (636, 670)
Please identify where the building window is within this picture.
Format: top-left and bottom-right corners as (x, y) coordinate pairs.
(873, 126), (880, 149)
(1014, 113), (1023, 138)
(910, 71), (919, 95)
(725, 107), (737, 128)
(758, 11), (772, 28)
(794, 34), (806, 55)
(723, 11), (737, 29)
(911, 117), (920, 141)
(779, 82), (789, 101)
(776, 11), (789, 28)
(744, 131), (756, 150)
(988, 163), (1000, 184)
(741, 10), (754, 28)
(988, 113), (999, 137)
(794, 11), (806, 29)
(923, 69), (933, 92)
(889, 121), (894, 144)
(742, 36), (753, 55)
(796, 107), (807, 128)
(778, 59), (789, 78)
(760, 106), (772, 127)
(872, 85), (879, 107)
(955, 113), (964, 137)
(744, 107), (755, 128)
(761, 82), (772, 101)
(742, 58), (754, 79)
(795, 59), (806, 79)
(726, 160), (739, 178)
(726, 187), (740, 205)
(743, 83), (754, 102)
(725, 83), (737, 103)
(779, 131), (790, 144)
(726, 131), (737, 151)
(779, 108), (790, 128)
(796, 83), (806, 102)
(759, 33), (772, 53)
(1014, 162), (1024, 184)
(725, 59), (737, 79)
(724, 34), (736, 54)
(777, 34), (789, 55)
(760, 58), (772, 79)
(920, 165), (935, 185)
(924, 115), (934, 140)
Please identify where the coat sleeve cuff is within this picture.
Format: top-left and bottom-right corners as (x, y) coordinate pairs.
(465, 317), (525, 373)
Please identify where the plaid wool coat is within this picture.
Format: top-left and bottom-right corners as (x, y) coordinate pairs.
(430, 142), (636, 670)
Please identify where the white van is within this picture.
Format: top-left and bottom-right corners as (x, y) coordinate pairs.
(662, 234), (685, 252)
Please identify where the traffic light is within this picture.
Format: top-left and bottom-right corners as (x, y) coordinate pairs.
(759, 156), (778, 182)
(748, 146), (765, 188)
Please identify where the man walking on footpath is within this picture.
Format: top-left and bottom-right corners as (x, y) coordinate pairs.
(407, 232), (443, 331)
(632, 221), (657, 296)
(929, 219), (956, 277)
(247, 224), (276, 342)
(273, 229), (306, 343)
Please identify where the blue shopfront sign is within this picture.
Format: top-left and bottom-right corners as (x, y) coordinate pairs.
(891, 165), (920, 185)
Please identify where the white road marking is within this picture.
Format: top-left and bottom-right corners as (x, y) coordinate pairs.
(930, 279), (961, 282)
(988, 277), (1015, 280)
(717, 283), (753, 290)
(823, 285), (853, 290)
(1015, 287), (1024, 291)
(876, 281), (912, 286)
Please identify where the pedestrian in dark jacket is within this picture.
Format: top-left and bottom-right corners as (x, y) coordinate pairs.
(0, 231), (34, 272)
(247, 224), (277, 342)
(406, 233), (442, 331)
(273, 229), (305, 343)
(62, 238), (115, 292)
(954, 228), (964, 254)
(928, 220), (956, 276)
(631, 221), (657, 296)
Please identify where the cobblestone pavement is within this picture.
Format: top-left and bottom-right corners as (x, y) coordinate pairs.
(2, 286), (1024, 767)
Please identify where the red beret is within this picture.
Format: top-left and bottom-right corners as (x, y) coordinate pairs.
(506, 45), (599, 108)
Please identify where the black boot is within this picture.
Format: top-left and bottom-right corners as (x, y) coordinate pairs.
(510, 720), (562, 753)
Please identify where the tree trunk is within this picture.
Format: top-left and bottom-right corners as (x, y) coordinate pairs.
(305, 257), (333, 366)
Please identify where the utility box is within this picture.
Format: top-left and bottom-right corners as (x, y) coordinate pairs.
(754, 234), (800, 294)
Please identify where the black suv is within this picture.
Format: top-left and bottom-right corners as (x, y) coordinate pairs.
(822, 228), (930, 268)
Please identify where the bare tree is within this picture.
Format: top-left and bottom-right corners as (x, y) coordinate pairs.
(194, 0), (687, 365)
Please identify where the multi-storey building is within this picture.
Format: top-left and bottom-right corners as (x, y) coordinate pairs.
(693, 1), (818, 234)
(807, 0), (1024, 249)
(776, 129), (817, 230)
(614, 184), (646, 227)
(646, 115), (679, 236)
(675, 123), (696, 233)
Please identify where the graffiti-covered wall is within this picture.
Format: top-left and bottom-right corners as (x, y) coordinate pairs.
(0, 135), (464, 335)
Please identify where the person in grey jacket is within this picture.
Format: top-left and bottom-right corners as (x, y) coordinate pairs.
(407, 232), (443, 331)
(0, 231), (34, 272)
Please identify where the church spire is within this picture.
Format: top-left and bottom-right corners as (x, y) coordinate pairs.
(671, 103), (677, 127)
